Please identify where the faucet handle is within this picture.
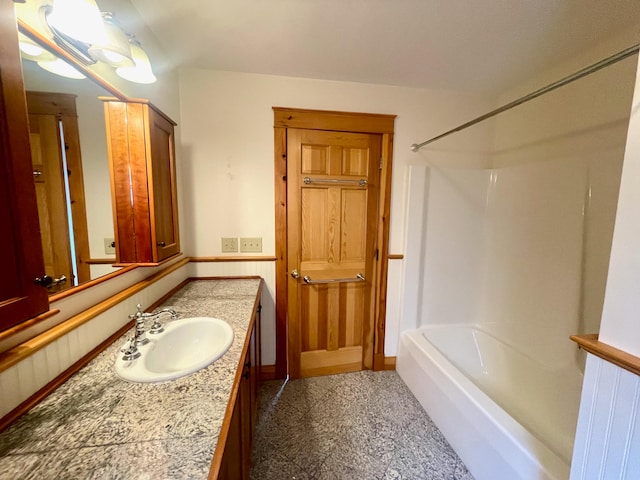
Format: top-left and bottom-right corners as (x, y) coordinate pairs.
(149, 318), (165, 335)
(121, 337), (141, 361)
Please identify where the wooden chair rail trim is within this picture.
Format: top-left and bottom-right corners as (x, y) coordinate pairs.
(0, 321), (132, 433)
(0, 257), (189, 374)
(49, 264), (138, 302)
(112, 252), (184, 268)
(87, 258), (117, 265)
(190, 256), (277, 262)
(0, 309), (60, 343)
(208, 280), (264, 479)
(571, 334), (640, 377)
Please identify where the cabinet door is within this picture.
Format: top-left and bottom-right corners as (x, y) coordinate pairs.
(0, 0), (49, 330)
(147, 106), (179, 262)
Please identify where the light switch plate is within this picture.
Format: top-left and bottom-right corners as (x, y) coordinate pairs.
(104, 238), (116, 255)
(240, 237), (262, 253)
(221, 237), (238, 252)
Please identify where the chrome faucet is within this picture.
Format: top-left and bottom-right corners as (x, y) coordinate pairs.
(129, 304), (151, 346)
(121, 304), (146, 360)
(146, 307), (178, 334)
(121, 304), (178, 360)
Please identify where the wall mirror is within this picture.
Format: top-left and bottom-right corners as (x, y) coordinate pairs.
(20, 55), (121, 294)
(14, 1), (147, 296)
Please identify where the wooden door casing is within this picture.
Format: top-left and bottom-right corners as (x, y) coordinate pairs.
(274, 107), (396, 380)
(287, 128), (381, 378)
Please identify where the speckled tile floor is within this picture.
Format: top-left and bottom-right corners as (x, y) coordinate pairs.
(250, 370), (475, 480)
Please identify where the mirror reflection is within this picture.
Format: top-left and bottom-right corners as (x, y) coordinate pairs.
(21, 56), (120, 294)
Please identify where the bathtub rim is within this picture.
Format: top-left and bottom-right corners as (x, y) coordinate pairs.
(397, 326), (570, 480)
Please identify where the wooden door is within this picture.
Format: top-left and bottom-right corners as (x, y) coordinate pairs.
(26, 91), (91, 290)
(0, 0), (49, 329)
(29, 113), (74, 293)
(287, 128), (381, 378)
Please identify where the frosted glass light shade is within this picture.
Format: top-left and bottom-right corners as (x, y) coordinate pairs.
(37, 58), (86, 79)
(116, 43), (156, 84)
(88, 14), (134, 67)
(47, 0), (107, 45)
(18, 33), (55, 62)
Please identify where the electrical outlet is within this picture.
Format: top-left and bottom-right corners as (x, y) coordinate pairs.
(240, 237), (262, 253)
(104, 238), (116, 255)
(221, 237), (238, 252)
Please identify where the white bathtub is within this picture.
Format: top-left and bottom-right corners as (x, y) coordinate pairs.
(397, 325), (583, 480)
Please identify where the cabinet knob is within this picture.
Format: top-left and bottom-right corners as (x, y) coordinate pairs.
(291, 269), (300, 279)
(157, 241), (166, 247)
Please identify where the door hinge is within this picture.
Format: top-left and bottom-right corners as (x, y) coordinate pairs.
(375, 249), (379, 260)
(379, 157), (383, 169)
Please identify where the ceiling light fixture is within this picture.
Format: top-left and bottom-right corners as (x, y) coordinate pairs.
(116, 37), (157, 84)
(32, 1), (156, 83)
(18, 32), (55, 62)
(46, 0), (107, 46)
(37, 58), (87, 80)
(88, 13), (134, 67)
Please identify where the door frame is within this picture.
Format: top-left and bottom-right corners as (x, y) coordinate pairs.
(273, 107), (396, 378)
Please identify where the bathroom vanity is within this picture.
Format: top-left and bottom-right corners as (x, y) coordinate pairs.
(0, 278), (262, 479)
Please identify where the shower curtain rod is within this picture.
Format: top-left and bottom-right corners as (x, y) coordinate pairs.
(410, 43), (640, 152)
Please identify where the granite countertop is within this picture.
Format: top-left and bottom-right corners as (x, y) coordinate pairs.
(0, 278), (262, 480)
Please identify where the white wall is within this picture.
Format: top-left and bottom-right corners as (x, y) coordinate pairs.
(177, 68), (496, 357)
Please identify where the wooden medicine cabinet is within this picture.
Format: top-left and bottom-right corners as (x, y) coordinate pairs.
(103, 99), (180, 264)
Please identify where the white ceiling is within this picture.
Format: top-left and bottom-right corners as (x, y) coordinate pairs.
(128, 0), (640, 93)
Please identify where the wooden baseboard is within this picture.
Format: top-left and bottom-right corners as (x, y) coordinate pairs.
(259, 364), (277, 382)
(384, 356), (396, 370)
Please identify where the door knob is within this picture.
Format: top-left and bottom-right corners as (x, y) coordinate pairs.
(34, 274), (53, 288)
(291, 269), (300, 279)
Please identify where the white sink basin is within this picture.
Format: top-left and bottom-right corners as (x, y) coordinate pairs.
(115, 317), (234, 383)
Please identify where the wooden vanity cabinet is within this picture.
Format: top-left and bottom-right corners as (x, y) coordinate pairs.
(103, 99), (180, 264)
(217, 305), (261, 480)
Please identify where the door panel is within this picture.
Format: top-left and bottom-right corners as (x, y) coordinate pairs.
(287, 128), (381, 378)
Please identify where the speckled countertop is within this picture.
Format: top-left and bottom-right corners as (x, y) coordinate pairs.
(0, 278), (262, 480)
